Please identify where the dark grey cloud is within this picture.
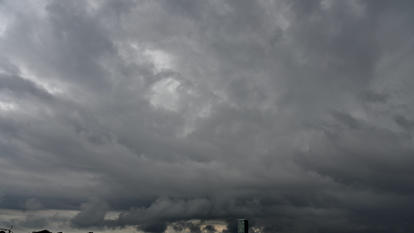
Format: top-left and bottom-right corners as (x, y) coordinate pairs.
(1, 0), (414, 232)
(71, 199), (108, 228)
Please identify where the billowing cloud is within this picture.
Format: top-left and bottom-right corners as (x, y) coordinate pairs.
(1, 0), (414, 232)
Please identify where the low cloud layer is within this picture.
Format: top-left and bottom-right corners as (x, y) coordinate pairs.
(1, 0), (414, 232)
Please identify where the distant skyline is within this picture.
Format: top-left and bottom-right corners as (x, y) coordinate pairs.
(1, 0), (414, 233)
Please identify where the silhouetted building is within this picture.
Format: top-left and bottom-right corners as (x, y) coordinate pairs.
(237, 219), (248, 233)
(32, 230), (52, 233)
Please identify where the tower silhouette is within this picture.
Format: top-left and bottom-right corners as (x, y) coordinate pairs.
(237, 219), (248, 233)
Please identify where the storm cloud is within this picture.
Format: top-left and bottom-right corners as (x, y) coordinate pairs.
(1, 0), (414, 232)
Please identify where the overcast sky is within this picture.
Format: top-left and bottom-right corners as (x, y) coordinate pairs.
(1, 0), (414, 232)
